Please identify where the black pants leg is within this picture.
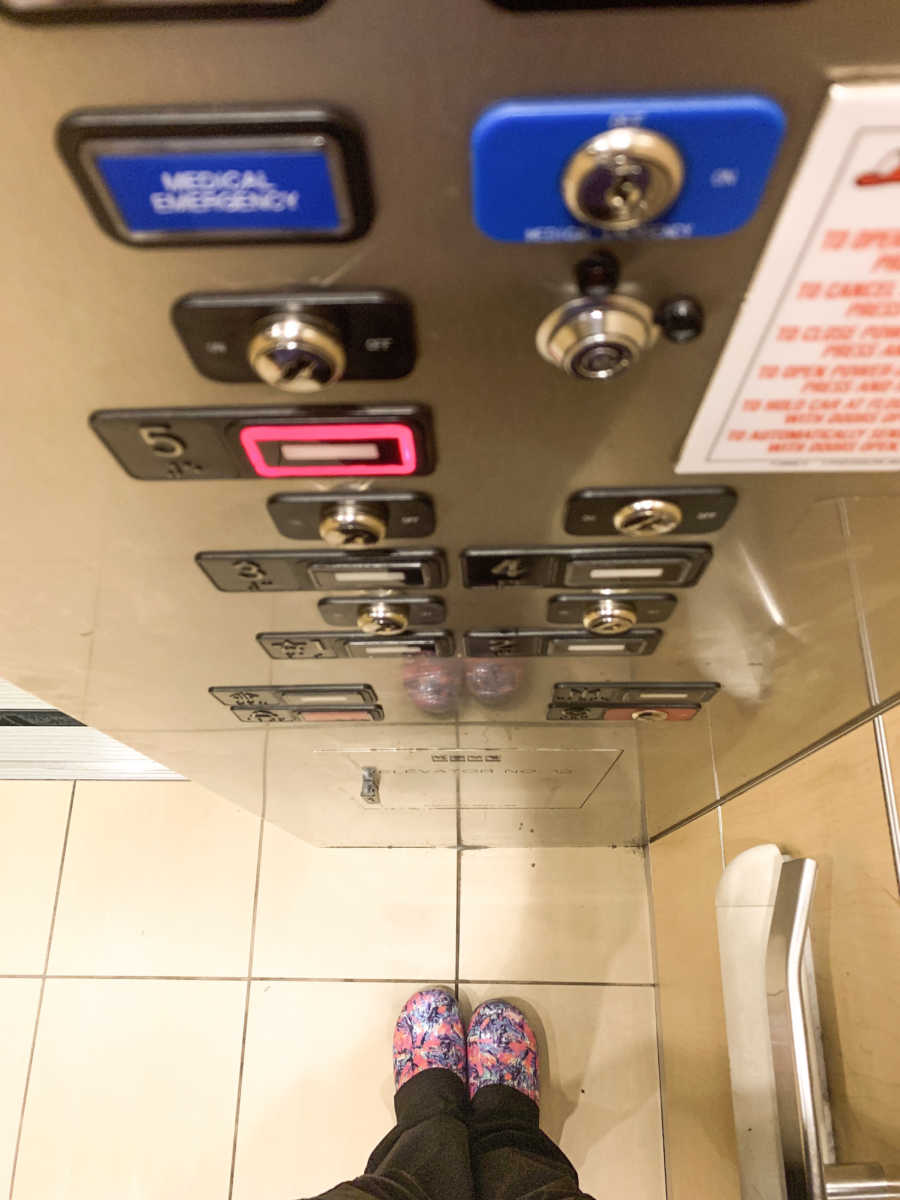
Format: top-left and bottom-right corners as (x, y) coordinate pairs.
(304, 1069), (473, 1200)
(304, 1074), (595, 1200)
(469, 1084), (596, 1200)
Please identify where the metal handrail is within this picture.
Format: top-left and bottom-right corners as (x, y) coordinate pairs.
(766, 857), (900, 1200)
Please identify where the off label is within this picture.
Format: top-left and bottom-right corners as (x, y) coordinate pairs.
(678, 82), (900, 473)
(96, 149), (341, 235)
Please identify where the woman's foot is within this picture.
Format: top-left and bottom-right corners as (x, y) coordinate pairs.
(393, 988), (467, 1090)
(467, 1000), (539, 1104)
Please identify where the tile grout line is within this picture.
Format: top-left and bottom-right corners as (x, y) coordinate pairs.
(8, 779), (76, 1200)
(453, 758), (462, 1000)
(642, 844), (670, 1200)
(453, 849), (462, 1001)
(226, 740), (268, 1200)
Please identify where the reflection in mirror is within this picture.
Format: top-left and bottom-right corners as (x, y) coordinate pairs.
(840, 497), (900, 704)
(644, 499), (872, 837)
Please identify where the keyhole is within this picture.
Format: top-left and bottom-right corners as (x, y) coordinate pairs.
(605, 162), (647, 214)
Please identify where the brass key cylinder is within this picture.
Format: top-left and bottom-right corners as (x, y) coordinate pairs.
(561, 127), (684, 231)
(247, 313), (346, 393)
(582, 598), (638, 636)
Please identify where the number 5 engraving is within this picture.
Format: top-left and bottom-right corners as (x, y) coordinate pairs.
(140, 425), (185, 459)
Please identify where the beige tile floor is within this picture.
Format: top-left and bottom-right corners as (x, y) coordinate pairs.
(0, 779), (665, 1200)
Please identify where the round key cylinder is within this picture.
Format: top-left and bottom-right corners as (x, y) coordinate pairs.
(247, 313), (347, 393)
(561, 127), (684, 231)
(536, 294), (659, 381)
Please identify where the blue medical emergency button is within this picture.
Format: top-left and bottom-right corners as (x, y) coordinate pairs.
(95, 149), (342, 237)
(58, 105), (373, 246)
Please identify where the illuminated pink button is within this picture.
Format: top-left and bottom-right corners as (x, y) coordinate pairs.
(239, 422), (419, 478)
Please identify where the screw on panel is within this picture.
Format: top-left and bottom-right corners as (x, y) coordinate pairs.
(656, 295), (705, 343)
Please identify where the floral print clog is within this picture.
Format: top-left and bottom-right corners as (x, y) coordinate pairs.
(393, 988), (467, 1090)
(467, 1000), (539, 1104)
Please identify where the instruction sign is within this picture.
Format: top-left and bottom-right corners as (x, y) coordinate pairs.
(677, 82), (900, 473)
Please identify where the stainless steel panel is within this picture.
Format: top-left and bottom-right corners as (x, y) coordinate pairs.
(0, 0), (898, 844)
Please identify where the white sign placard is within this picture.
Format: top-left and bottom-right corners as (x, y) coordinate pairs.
(677, 82), (900, 474)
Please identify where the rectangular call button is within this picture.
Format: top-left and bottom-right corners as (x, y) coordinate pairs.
(584, 567), (665, 580)
(545, 631), (661, 656)
(90, 404), (433, 482)
(58, 107), (372, 247)
(345, 634), (454, 658)
(258, 632), (454, 659)
(306, 553), (446, 591)
(196, 549), (446, 593)
(562, 547), (711, 589)
(553, 681), (720, 705)
(547, 704), (699, 722)
(239, 423), (418, 478)
(317, 569), (407, 584)
(546, 641), (629, 654)
(463, 629), (660, 657)
(210, 684), (376, 708)
(600, 705), (700, 722)
(462, 546), (711, 589)
(231, 705), (383, 724)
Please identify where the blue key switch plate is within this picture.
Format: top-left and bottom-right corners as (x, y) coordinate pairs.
(471, 94), (786, 242)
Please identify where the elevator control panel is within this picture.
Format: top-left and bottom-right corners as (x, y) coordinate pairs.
(537, 293), (660, 381)
(318, 595), (446, 631)
(547, 703), (700, 722)
(258, 632), (455, 659)
(471, 95), (785, 242)
(547, 593), (676, 632)
(210, 684), (378, 708)
(461, 546), (712, 588)
(267, 492), (435, 544)
(547, 679), (720, 721)
(58, 106), (371, 246)
(173, 290), (415, 393)
(91, 406), (434, 481)
(197, 549), (447, 592)
(535, 255), (704, 382)
(231, 704), (384, 724)
(553, 681), (721, 705)
(464, 629), (662, 657)
(5, 0), (889, 858)
(565, 487), (737, 537)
